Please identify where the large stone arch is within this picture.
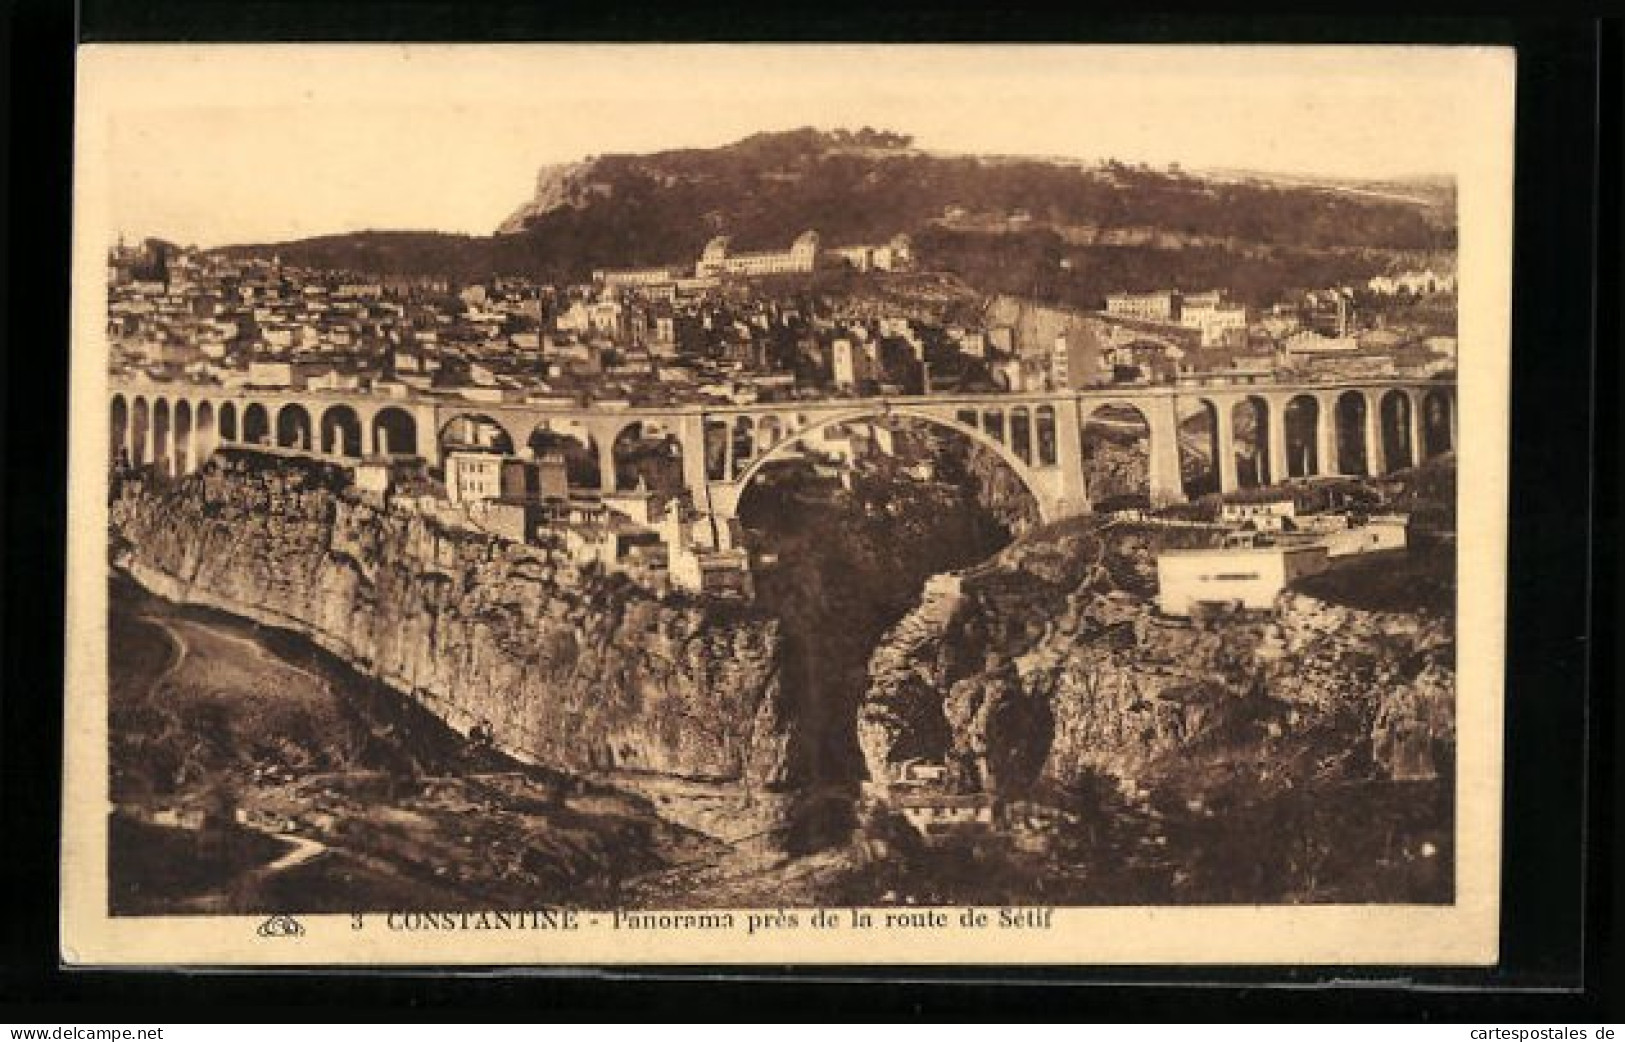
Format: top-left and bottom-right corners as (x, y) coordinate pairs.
(319, 403), (364, 457)
(1422, 387), (1454, 458)
(195, 400), (216, 465)
(276, 402), (313, 450)
(1282, 394), (1320, 478)
(173, 399), (194, 474)
(131, 396), (150, 466)
(111, 394), (129, 465)
(439, 412), (518, 458)
(1082, 399), (1153, 507)
(1334, 390), (1369, 476)
(370, 406), (418, 457)
(1380, 389), (1415, 472)
(524, 420), (601, 490)
(242, 402), (270, 445)
(1178, 397), (1223, 498)
(610, 419), (685, 495)
(1231, 395), (1273, 488)
(152, 398), (172, 473)
(723, 405), (1053, 521)
(218, 401), (239, 443)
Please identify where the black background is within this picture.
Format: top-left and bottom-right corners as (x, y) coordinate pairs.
(2, 3), (1619, 1021)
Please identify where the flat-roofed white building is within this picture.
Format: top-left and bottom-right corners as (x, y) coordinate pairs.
(1156, 544), (1329, 616)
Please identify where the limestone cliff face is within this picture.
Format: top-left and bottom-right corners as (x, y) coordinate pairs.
(495, 160), (603, 235)
(110, 462), (789, 786)
(860, 519), (1456, 795)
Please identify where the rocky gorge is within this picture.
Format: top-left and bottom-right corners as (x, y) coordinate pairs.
(111, 455), (790, 792)
(109, 443), (1458, 906)
(857, 508), (1458, 903)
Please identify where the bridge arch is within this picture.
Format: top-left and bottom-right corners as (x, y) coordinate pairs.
(1282, 394), (1320, 478)
(1009, 406), (1033, 465)
(730, 417), (757, 479)
(152, 398), (172, 474)
(174, 399), (194, 474)
(982, 407), (1006, 444)
(1423, 388), (1454, 458)
(1231, 395), (1273, 488)
(1082, 400), (1152, 508)
(703, 419), (730, 482)
(195, 401), (216, 466)
(131, 397), (150, 465)
(611, 420), (684, 494)
(757, 415), (784, 451)
(218, 401), (238, 443)
(524, 420), (601, 489)
(1379, 390), (1415, 472)
(276, 402), (313, 450)
(1178, 397), (1223, 498)
(439, 412), (517, 459)
(723, 405), (1054, 521)
(320, 404), (364, 457)
(243, 402), (270, 445)
(1034, 405), (1058, 467)
(1334, 391), (1369, 475)
(371, 407), (417, 457)
(111, 394), (129, 465)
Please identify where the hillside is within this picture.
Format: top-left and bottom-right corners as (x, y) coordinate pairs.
(214, 128), (1456, 303)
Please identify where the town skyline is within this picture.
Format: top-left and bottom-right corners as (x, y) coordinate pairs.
(86, 44), (1499, 250)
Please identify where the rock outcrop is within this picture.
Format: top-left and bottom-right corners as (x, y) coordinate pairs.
(860, 517), (1457, 795)
(111, 460), (790, 788)
(495, 160), (603, 235)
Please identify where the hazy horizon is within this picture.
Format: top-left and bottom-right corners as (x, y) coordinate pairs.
(83, 44), (1499, 250)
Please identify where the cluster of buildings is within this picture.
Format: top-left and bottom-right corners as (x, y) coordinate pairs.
(355, 448), (754, 600)
(1099, 277), (1457, 388)
(1154, 497), (1411, 618)
(109, 234), (1455, 428)
(1103, 288), (1250, 347)
(594, 229), (913, 294)
(1366, 268), (1456, 297)
(108, 232), (1452, 603)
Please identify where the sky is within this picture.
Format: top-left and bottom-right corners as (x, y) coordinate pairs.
(80, 44), (1513, 249)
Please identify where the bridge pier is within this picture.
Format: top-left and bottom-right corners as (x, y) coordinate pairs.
(1050, 402), (1089, 518)
(1264, 395), (1289, 486)
(1406, 389), (1427, 466)
(1146, 396), (1186, 507)
(1363, 390), (1387, 476)
(1213, 401), (1239, 493)
(1315, 392), (1340, 477)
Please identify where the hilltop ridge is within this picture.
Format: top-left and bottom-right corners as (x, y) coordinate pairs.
(214, 127), (1455, 306)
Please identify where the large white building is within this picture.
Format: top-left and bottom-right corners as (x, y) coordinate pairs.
(695, 231), (822, 278)
(1104, 290), (1179, 323)
(1156, 544), (1329, 617)
(1179, 293), (1250, 347)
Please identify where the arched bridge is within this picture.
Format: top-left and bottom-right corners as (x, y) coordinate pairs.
(106, 376), (1457, 524)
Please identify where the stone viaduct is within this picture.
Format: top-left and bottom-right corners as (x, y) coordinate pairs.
(107, 376), (1456, 525)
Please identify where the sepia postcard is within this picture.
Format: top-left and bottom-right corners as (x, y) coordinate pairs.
(63, 43), (1513, 966)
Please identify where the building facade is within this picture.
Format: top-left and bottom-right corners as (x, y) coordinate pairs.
(1156, 544), (1329, 617)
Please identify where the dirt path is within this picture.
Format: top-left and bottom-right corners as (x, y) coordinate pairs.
(254, 831), (328, 876)
(145, 616), (189, 696)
